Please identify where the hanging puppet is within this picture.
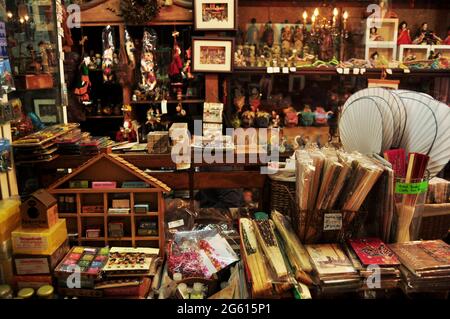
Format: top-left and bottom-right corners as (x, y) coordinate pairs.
(140, 29), (158, 94)
(168, 30), (183, 84)
(102, 25), (115, 83)
(182, 47), (194, 80)
(73, 54), (92, 105)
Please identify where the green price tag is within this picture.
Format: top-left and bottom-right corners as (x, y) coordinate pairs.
(395, 181), (428, 194)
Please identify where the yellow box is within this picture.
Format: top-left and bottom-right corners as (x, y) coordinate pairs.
(0, 199), (21, 242)
(0, 257), (14, 285)
(12, 219), (68, 255)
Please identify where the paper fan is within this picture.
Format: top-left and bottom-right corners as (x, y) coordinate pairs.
(426, 101), (450, 176)
(397, 95), (438, 156)
(343, 88), (394, 151)
(339, 97), (383, 154)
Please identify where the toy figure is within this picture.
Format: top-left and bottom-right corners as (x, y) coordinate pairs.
(262, 21), (274, 47)
(95, 54), (102, 68)
(255, 111), (270, 128)
(293, 25), (304, 53)
(403, 48), (416, 62)
(281, 24), (293, 54)
(249, 87), (261, 112)
(169, 40), (183, 83)
(272, 44), (281, 65)
(300, 105), (315, 126)
(369, 51), (388, 68)
(319, 29), (334, 62)
(246, 18), (259, 48)
(140, 29), (158, 93)
(271, 110), (280, 128)
(74, 55), (92, 105)
(413, 23), (442, 45)
(369, 27), (384, 41)
(249, 46), (256, 67)
(234, 94), (245, 113)
(182, 47), (194, 79)
(234, 45), (245, 67)
(443, 27), (450, 45)
(176, 102), (186, 117)
(102, 26), (115, 83)
(125, 30), (136, 69)
(397, 21), (412, 45)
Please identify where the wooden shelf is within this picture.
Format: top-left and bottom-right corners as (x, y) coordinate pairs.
(134, 212), (159, 217)
(80, 213), (104, 217)
(108, 237), (133, 241)
(59, 213), (77, 218)
(85, 115), (123, 119)
(51, 188), (160, 194)
(135, 236), (159, 241)
(81, 237), (105, 241)
(107, 213), (132, 217)
(130, 99), (205, 105)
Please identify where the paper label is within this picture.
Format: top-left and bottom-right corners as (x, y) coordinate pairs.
(14, 236), (49, 252)
(273, 67), (280, 73)
(168, 219), (184, 229)
(161, 100), (168, 114)
(323, 213), (343, 231)
(343, 68), (350, 74)
(353, 68), (360, 75)
(395, 181), (428, 194)
(15, 258), (51, 275)
(290, 67), (297, 72)
(267, 67), (273, 74)
(282, 67), (289, 74)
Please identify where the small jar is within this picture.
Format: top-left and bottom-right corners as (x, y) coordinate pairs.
(37, 285), (54, 299)
(190, 282), (204, 299)
(172, 272), (182, 282)
(17, 288), (35, 299)
(0, 285), (13, 299)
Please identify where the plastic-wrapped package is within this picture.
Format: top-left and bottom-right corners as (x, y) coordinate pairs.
(164, 199), (196, 241)
(167, 229), (239, 279)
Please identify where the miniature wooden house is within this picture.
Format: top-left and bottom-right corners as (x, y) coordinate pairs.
(21, 189), (58, 229)
(47, 153), (171, 254)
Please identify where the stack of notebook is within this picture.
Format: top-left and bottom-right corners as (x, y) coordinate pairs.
(306, 243), (360, 293)
(345, 238), (401, 290)
(389, 240), (450, 292)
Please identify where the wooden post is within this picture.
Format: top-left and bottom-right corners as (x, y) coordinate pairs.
(205, 74), (219, 102)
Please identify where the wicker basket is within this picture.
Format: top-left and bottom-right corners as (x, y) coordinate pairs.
(270, 179), (296, 214)
(418, 203), (450, 240)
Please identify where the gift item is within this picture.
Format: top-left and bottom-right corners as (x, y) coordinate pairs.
(54, 246), (110, 289)
(92, 181), (117, 189)
(86, 228), (101, 238)
(168, 229), (239, 279)
(20, 189), (58, 229)
(13, 240), (69, 275)
(137, 221), (158, 236)
(147, 132), (170, 154)
(0, 199), (20, 243)
(108, 223), (124, 238)
(12, 219), (67, 255)
(112, 199), (130, 209)
(103, 247), (159, 276)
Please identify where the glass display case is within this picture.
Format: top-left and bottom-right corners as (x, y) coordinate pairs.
(4, 0), (66, 133)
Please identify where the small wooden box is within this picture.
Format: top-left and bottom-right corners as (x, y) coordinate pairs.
(20, 189), (58, 229)
(147, 131), (170, 154)
(14, 74), (54, 90)
(399, 45), (430, 62)
(430, 45), (450, 60)
(112, 199), (130, 209)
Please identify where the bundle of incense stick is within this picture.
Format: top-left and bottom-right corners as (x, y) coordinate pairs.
(340, 153), (384, 211)
(239, 218), (272, 298)
(271, 210), (313, 281)
(324, 151), (352, 210)
(396, 152), (430, 242)
(253, 219), (288, 280)
(295, 151), (316, 238)
(315, 152), (343, 210)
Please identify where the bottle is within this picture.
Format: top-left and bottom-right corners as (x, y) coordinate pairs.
(37, 285), (54, 299)
(17, 288), (35, 299)
(0, 285), (13, 299)
(190, 282), (204, 299)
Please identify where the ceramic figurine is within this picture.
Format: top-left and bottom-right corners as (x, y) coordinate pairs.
(271, 110), (280, 128)
(247, 18), (259, 47)
(281, 23), (293, 54)
(125, 30), (136, 69)
(314, 106), (332, 126)
(234, 45), (245, 67)
(293, 25), (304, 53)
(397, 21), (412, 45)
(241, 111), (255, 128)
(413, 22), (442, 45)
(369, 27), (384, 41)
(262, 21), (274, 47)
(300, 105), (315, 126)
(283, 106), (298, 128)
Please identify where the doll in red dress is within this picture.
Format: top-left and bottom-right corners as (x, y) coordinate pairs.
(397, 21), (412, 45)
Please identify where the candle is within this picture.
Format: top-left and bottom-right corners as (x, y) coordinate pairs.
(6, 12), (13, 19)
(311, 15), (316, 27)
(343, 11), (348, 30)
(314, 8), (319, 17)
(302, 11), (307, 25)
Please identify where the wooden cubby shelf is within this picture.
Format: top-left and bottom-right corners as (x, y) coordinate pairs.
(49, 154), (171, 255)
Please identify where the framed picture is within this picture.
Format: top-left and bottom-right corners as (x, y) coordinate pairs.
(192, 37), (234, 73)
(194, 0), (237, 31)
(34, 99), (57, 124)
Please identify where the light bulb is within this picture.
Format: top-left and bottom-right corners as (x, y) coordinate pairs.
(7, 12), (13, 19)
(343, 11), (349, 20)
(314, 8), (319, 17)
(24, 15), (29, 21)
(19, 17), (24, 24)
(333, 8), (338, 17)
(302, 11), (307, 20)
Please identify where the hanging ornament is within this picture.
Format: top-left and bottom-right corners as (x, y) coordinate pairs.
(102, 25), (115, 83)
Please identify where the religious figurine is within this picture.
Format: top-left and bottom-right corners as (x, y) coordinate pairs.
(246, 18), (259, 48)
(293, 25), (304, 53)
(369, 27), (384, 41)
(397, 21), (412, 45)
(262, 21), (274, 47)
(319, 28), (334, 62)
(271, 110), (280, 128)
(234, 45), (246, 67)
(413, 22), (442, 45)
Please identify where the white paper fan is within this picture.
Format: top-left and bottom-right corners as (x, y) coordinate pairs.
(397, 95), (438, 156)
(339, 97), (383, 154)
(344, 88), (394, 151)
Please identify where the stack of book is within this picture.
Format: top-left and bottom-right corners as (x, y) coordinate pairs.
(80, 136), (113, 155)
(345, 238), (401, 290)
(55, 129), (83, 155)
(389, 240), (450, 292)
(305, 243), (361, 294)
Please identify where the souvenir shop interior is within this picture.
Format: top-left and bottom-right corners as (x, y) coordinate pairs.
(0, 0), (449, 300)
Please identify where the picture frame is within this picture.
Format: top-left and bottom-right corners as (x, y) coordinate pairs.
(192, 37), (234, 73)
(33, 99), (57, 124)
(194, 0), (237, 31)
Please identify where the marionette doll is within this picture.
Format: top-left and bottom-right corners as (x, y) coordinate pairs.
(397, 21), (412, 45)
(74, 55), (92, 105)
(102, 26), (115, 83)
(182, 47), (194, 80)
(140, 29), (158, 94)
(169, 38), (183, 84)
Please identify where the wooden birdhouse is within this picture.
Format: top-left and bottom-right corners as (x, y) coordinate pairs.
(21, 189), (58, 229)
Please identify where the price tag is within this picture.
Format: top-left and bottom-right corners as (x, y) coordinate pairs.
(386, 68), (393, 75)
(343, 68), (350, 74)
(290, 67), (297, 72)
(161, 100), (168, 114)
(360, 68), (366, 74)
(395, 181), (428, 194)
(353, 68), (360, 75)
(273, 67), (280, 73)
(267, 67), (274, 74)
(336, 68), (343, 74)
(403, 68), (411, 73)
(282, 67), (289, 74)
(323, 213), (343, 231)
(168, 219), (185, 229)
